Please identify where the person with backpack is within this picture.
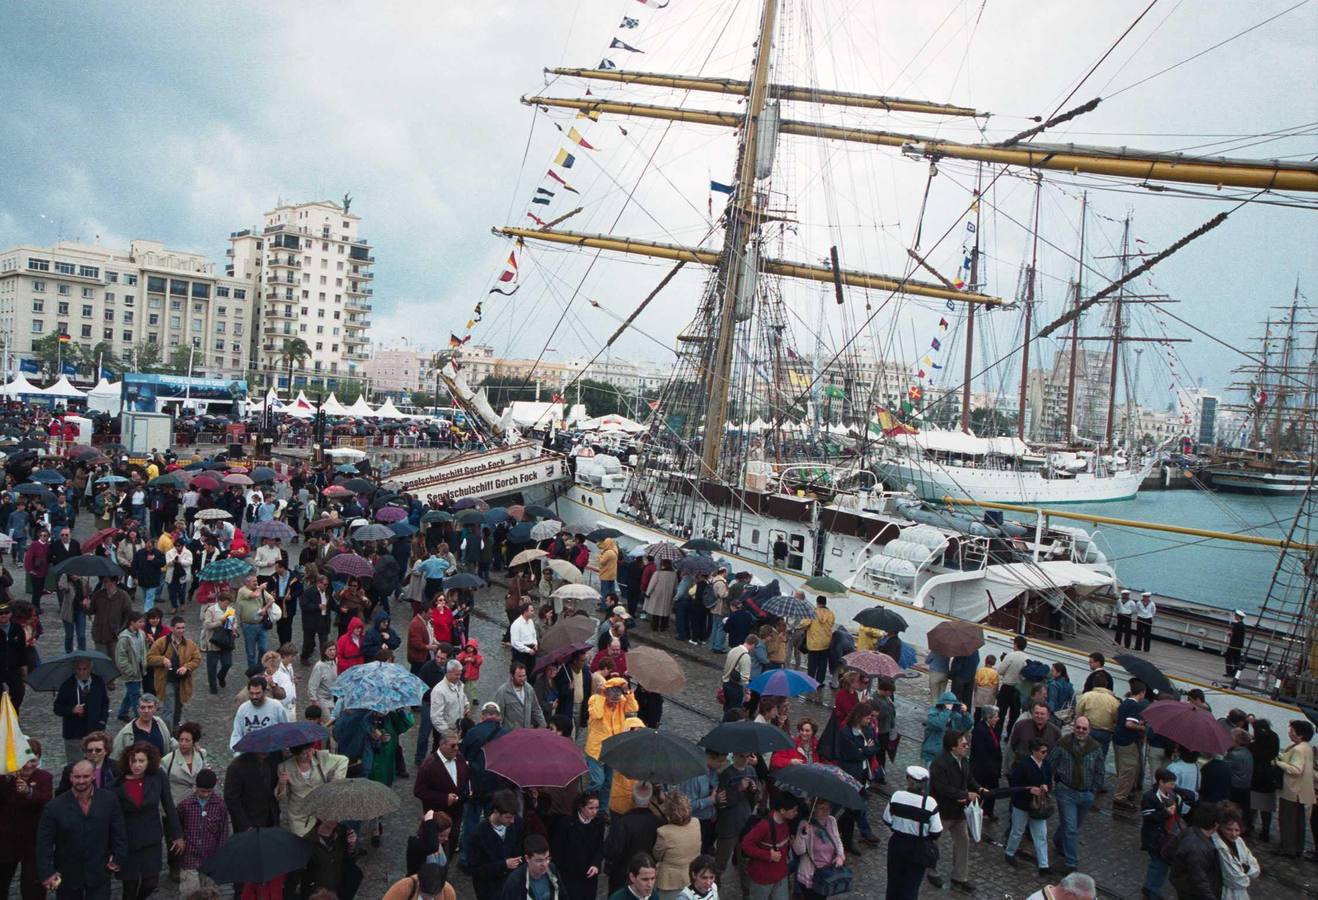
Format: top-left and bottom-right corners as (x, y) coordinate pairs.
(1139, 767), (1193, 899)
(739, 791), (799, 900)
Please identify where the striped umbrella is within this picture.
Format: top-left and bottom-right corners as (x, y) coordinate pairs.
(327, 553), (374, 578)
(199, 557), (255, 582)
(646, 542), (682, 563)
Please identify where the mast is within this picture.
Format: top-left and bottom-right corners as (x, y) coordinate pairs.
(960, 168), (982, 433)
(1105, 215), (1131, 448)
(1064, 192), (1087, 440)
(1272, 298), (1299, 457)
(1018, 178), (1042, 441)
(704, 0), (776, 477)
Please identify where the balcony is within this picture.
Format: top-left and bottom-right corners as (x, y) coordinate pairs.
(263, 305), (294, 320)
(348, 250), (374, 264)
(350, 268), (373, 280)
(268, 255), (299, 267)
(263, 326), (293, 336)
(345, 299), (372, 312)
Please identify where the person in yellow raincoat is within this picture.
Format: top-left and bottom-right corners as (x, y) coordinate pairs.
(585, 676), (637, 806)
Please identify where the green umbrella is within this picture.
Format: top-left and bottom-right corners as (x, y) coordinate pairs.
(421, 510), (453, 524)
(199, 557), (255, 582)
(803, 575), (848, 597)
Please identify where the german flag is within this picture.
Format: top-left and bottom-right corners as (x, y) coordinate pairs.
(57, 333), (71, 344)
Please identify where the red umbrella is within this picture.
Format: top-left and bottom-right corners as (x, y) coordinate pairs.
(323, 485), (353, 498)
(1139, 700), (1233, 755)
(483, 729), (587, 788)
(191, 475), (222, 491)
(926, 621), (985, 658)
(843, 650), (904, 678)
(82, 527), (122, 552)
(327, 553), (374, 578)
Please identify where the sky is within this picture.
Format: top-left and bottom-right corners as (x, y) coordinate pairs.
(2, 0), (1315, 410)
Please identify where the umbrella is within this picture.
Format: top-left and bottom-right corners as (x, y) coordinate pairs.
(926, 621), (985, 657)
(29, 469), (65, 484)
(484, 730), (588, 788)
(524, 504), (556, 519)
(586, 527), (623, 542)
(326, 447), (367, 460)
(391, 522), (418, 538)
(760, 595), (815, 620)
(456, 509), (486, 526)
(538, 616), (599, 655)
(842, 650), (904, 678)
(335, 463), (360, 474)
(625, 646), (686, 694)
(201, 828), (312, 884)
(195, 508), (232, 521)
(327, 553), (374, 578)
(443, 573), (485, 591)
(190, 475), (222, 492)
(222, 473), (254, 486)
(0, 690), (35, 774)
(747, 669), (818, 697)
(509, 548), (548, 567)
(676, 556), (718, 577)
(1021, 661), (1051, 682)
(303, 778), (401, 820)
(853, 606), (909, 633)
(351, 523), (396, 542)
(246, 521), (298, 541)
(682, 538), (721, 552)
(199, 459), (228, 470)
(700, 721), (794, 754)
(802, 575), (848, 596)
(1140, 700), (1233, 755)
(337, 478), (376, 495)
(1114, 654), (1177, 698)
(94, 475), (129, 485)
(14, 484), (54, 501)
(51, 555), (125, 579)
(148, 473), (184, 488)
(646, 542), (682, 563)
(227, 466), (250, 474)
(533, 641), (594, 674)
(81, 527), (122, 551)
(249, 466), (277, 483)
(304, 517), (342, 533)
(233, 721), (331, 754)
(546, 558), (583, 583)
(330, 661), (426, 712)
(530, 520), (562, 541)
(375, 506), (408, 524)
(26, 651), (119, 691)
(421, 510), (453, 524)
(601, 729), (706, 783)
(772, 763), (865, 810)
(198, 557), (255, 582)
(551, 583), (601, 603)
(323, 484), (353, 498)
(507, 523), (535, 544)
(507, 504), (526, 521)
(484, 507), (512, 525)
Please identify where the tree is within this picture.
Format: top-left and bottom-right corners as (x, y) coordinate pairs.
(128, 340), (162, 372)
(78, 341), (123, 377)
(29, 333), (72, 376)
(162, 345), (196, 376)
(278, 338), (312, 392)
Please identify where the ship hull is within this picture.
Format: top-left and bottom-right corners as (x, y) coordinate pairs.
(876, 457), (1149, 504)
(1206, 468), (1313, 495)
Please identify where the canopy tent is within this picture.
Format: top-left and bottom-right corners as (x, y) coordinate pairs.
(506, 401), (563, 429)
(576, 413), (646, 433)
(373, 398), (408, 419)
(248, 387), (283, 414)
(290, 390), (317, 412)
(319, 393), (350, 416)
(346, 396), (376, 417)
(39, 376), (87, 399)
(890, 428), (1032, 458)
(86, 378), (122, 415)
(2, 374), (44, 398)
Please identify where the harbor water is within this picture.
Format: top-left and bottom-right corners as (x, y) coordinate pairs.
(1067, 489), (1303, 614)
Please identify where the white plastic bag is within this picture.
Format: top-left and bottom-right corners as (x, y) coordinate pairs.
(965, 798), (983, 842)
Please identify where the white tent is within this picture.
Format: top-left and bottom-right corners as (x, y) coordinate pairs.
(252, 387), (284, 413)
(346, 396), (376, 417)
(319, 393), (350, 416)
(293, 390), (315, 408)
(374, 398), (408, 419)
(86, 378), (122, 415)
(506, 401), (563, 429)
(40, 376), (87, 399)
(2, 374), (43, 398)
(577, 413), (646, 433)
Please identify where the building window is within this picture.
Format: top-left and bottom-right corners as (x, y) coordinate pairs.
(317, 308), (325, 318)
(122, 331), (133, 342)
(191, 336), (201, 348)
(55, 261), (75, 275)
(148, 297), (162, 309)
(168, 336), (179, 346)
(192, 302), (203, 313)
(192, 318), (202, 331)
(123, 295), (133, 306)
(32, 280), (45, 292)
(216, 286), (230, 297)
(27, 258), (50, 271)
(331, 344), (338, 352)
(147, 276), (166, 293)
(105, 292), (115, 303)
(57, 301), (69, 315)
(217, 306), (227, 317)
(169, 315), (181, 328)
(32, 299), (44, 312)
(78, 266), (99, 279)
(216, 322), (225, 333)
(58, 284), (70, 296)
(81, 305), (92, 317)
(148, 314), (159, 325)
(170, 299), (181, 311)
(234, 323), (243, 336)
(148, 333), (158, 343)
(123, 311), (133, 323)
(82, 287), (94, 299)
(103, 328), (113, 340)
(299, 324), (307, 333)
(214, 339), (225, 351)
(315, 342), (323, 351)
(106, 271), (118, 283)
(125, 274), (138, 286)
(333, 310), (340, 320)
(169, 279), (187, 296)
(319, 276), (327, 285)
(103, 310), (114, 321)
(80, 325), (92, 338)
(316, 325), (324, 334)
(191, 282), (210, 299)
(231, 342), (241, 353)
(31, 320), (43, 333)
(233, 289), (245, 299)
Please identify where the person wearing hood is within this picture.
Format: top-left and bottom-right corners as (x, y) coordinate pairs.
(597, 538), (619, 602)
(922, 691), (972, 766)
(361, 606), (402, 660)
(585, 676), (639, 809)
(336, 616), (367, 673)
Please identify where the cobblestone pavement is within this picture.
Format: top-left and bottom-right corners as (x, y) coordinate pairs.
(13, 531), (1310, 900)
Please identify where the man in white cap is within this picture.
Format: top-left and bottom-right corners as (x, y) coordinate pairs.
(881, 765), (943, 900)
(1134, 592), (1156, 653)
(1114, 589), (1135, 649)
(1224, 609), (1247, 677)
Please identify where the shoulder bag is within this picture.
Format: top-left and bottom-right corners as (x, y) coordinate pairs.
(919, 782), (941, 869)
(809, 823), (854, 897)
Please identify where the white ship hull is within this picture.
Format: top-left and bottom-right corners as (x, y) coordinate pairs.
(1207, 468), (1313, 495)
(878, 457), (1149, 504)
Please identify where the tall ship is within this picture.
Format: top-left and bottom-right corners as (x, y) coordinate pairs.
(1207, 291), (1316, 494)
(393, 0), (1318, 725)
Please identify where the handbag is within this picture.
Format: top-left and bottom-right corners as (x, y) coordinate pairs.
(812, 866), (854, 897)
(1029, 790), (1056, 820)
(210, 625), (235, 651)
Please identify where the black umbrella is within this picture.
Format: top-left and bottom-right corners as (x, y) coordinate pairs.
(232, 721), (330, 754)
(601, 729), (706, 783)
(699, 721), (794, 755)
(52, 555), (125, 579)
(586, 527), (623, 543)
(853, 606), (909, 633)
(772, 763), (866, 810)
(336, 477), (375, 495)
(201, 828), (313, 884)
(524, 504), (557, 520)
(443, 573), (485, 591)
(14, 483), (55, 500)
(1115, 654), (1177, 697)
(455, 509), (485, 526)
(676, 555), (718, 576)
(249, 466), (277, 483)
(27, 651), (118, 691)
(682, 538), (722, 552)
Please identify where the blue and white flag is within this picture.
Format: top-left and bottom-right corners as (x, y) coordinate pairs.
(599, 58), (618, 70)
(620, 16), (639, 28)
(609, 38), (644, 53)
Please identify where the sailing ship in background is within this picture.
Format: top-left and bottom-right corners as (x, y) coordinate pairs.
(1207, 289), (1316, 494)
(400, 0), (1318, 721)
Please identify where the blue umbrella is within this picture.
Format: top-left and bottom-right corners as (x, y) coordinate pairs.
(484, 507), (512, 525)
(676, 555), (718, 576)
(330, 661), (427, 713)
(391, 522), (418, 537)
(335, 463), (359, 474)
(29, 469), (66, 484)
(748, 669), (819, 697)
(233, 721), (331, 754)
(508, 522), (535, 544)
(444, 573), (485, 591)
(95, 475), (130, 484)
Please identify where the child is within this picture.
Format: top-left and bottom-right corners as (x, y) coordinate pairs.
(973, 654), (1001, 713)
(459, 638), (483, 703)
(677, 854), (720, 900)
(176, 768), (230, 895)
(304, 704), (328, 748)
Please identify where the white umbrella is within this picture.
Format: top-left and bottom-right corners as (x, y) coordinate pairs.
(530, 520), (562, 541)
(551, 583), (601, 602)
(547, 559), (583, 584)
(510, 548), (548, 567)
(326, 448), (368, 461)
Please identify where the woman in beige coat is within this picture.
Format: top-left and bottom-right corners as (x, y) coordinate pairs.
(276, 743), (349, 836)
(653, 790), (702, 900)
(644, 560), (678, 631)
(1273, 718), (1316, 857)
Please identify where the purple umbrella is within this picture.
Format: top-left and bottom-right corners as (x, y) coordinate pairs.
(375, 506), (407, 524)
(1140, 700), (1233, 755)
(327, 552), (374, 578)
(483, 729), (588, 788)
(246, 521), (298, 541)
(533, 640), (593, 675)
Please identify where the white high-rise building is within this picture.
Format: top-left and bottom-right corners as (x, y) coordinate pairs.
(228, 200), (373, 391)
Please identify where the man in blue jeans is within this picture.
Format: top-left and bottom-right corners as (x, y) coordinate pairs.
(1139, 767), (1192, 897)
(113, 612), (147, 722)
(235, 574), (275, 672)
(1047, 716), (1104, 872)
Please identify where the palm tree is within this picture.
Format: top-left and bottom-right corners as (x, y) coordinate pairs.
(278, 338), (312, 394)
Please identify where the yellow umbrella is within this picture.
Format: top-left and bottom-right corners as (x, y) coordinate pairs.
(0, 690), (34, 774)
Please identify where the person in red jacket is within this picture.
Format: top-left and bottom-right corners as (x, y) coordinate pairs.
(335, 617), (366, 672)
(740, 791), (799, 898)
(0, 738), (53, 900)
(23, 528), (51, 614)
